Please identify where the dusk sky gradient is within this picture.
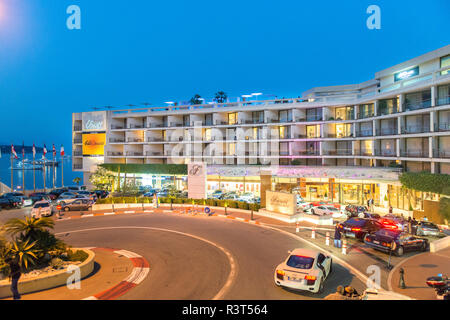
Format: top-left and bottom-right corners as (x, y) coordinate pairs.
(0, 0), (449, 152)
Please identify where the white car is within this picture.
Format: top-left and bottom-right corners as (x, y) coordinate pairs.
(297, 201), (311, 211)
(31, 201), (53, 218)
(274, 248), (332, 293)
(310, 205), (336, 216)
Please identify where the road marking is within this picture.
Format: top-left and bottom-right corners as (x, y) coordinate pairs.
(104, 212), (115, 215)
(81, 214), (94, 218)
(124, 211), (135, 214)
(56, 226), (237, 300)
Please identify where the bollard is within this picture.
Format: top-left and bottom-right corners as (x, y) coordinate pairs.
(296, 222), (299, 233)
(342, 239), (347, 255)
(325, 232), (330, 246)
(399, 268), (406, 289)
(311, 227), (316, 239)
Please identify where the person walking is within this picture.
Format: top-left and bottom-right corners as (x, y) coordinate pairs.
(389, 206), (393, 214)
(324, 285), (349, 300)
(334, 225), (342, 248)
(5, 257), (21, 300)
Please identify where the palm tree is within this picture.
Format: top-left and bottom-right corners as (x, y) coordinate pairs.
(214, 91), (227, 103)
(9, 238), (38, 269)
(4, 217), (54, 240)
(190, 94), (202, 105)
(73, 177), (81, 186)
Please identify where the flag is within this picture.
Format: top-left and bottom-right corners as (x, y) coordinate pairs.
(43, 144), (47, 159)
(52, 144), (56, 157)
(32, 143), (36, 157)
(11, 144), (18, 159)
(22, 142), (25, 159)
(60, 145), (65, 156)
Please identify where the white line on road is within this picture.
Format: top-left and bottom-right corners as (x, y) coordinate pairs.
(81, 214), (93, 218)
(55, 226), (238, 300)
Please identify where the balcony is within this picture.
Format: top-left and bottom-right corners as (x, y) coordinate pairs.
(73, 126), (82, 131)
(214, 120), (228, 125)
(400, 150), (428, 158)
(356, 130), (373, 137)
(375, 150), (396, 157)
(293, 134), (307, 139)
(73, 164), (83, 170)
(436, 123), (450, 132)
(324, 149), (352, 156)
(109, 138), (125, 143)
(127, 138), (144, 143)
(111, 125), (125, 130)
(305, 115), (323, 122)
(128, 124), (144, 129)
(326, 133), (353, 138)
(292, 150), (320, 156)
(147, 137), (164, 142)
(433, 150), (450, 159)
(126, 151), (144, 157)
(149, 123), (165, 128)
(73, 139), (82, 144)
(107, 152), (123, 156)
(170, 122), (183, 127)
(377, 128), (398, 136)
(404, 98), (432, 112)
(436, 95), (450, 106)
(358, 112), (375, 119)
(145, 151), (163, 156)
(355, 150), (373, 156)
(73, 151), (83, 156)
(402, 125), (430, 134)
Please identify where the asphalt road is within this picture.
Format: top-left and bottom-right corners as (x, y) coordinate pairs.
(51, 213), (366, 300)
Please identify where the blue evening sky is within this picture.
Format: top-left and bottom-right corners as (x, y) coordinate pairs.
(0, 0), (449, 151)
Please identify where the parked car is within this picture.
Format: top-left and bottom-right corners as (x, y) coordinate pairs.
(238, 192), (255, 203)
(274, 248), (332, 294)
(31, 201), (53, 218)
(311, 201), (340, 209)
(415, 221), (442, 237)
(337, 218), (383, 241)
(345, 204), (368, 217)
(76, 191), (98, 201)
(49, 188), (69, 199)
(0, 197), (21, 210)
(209, 190), (225, 199)
(59, 199), (92, 212)
(93, 190), (109, 199)
(310, 205), (335, 216)
(222, 192), (240, 200)
(364, 229), (428, 256)
(2, 192), (33, 207)
(29, 192), (52, 204)
(58, 192), (78, 199)
(380, 214), (408, 231)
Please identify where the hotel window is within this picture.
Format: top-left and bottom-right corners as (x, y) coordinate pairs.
(359, 104), (374, 119)
(205, 114), (213, 126)
(336, 124), (351, 138)
(228, 113), (238, 125)
(204, 128), (212, 141)
(441, 55), (450, 76)
(279, 110), (292, 122)
(253, 127), (259, 139)
(252, 111), (264, 123)
(162, 116), (168, 127)
(279, 126), (290, 139)
(162, 130), (166, 140)
(228, 143), (236, 155)
(437, 84), (450, 106)
(306, 125), (320, 138)
(306, 108), (322, 121)
(183, 115), (190, 126)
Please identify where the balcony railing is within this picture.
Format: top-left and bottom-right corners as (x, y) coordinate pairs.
(73, 164), (83, 170)
(305, 116), (323, 122)
(402, 125), (430, 134)
(355, 150), (373, 156)
(147, 137), (164, 142)
(73, 126), (82, 131)
(358, 112), (375, 119)
(378, 128), (398, 136)
(126, 152), (144, 156)
(111, 125), (125, 129)
(404, 98), (432, 112)
(149, 123), (165, 128)
(356, 130), (373, 137)
(128, 124), (144, 129)
(214, 120), (228, 125)
(400, 150), (428, 158)
(293, 134), (307, 139)
(375, 150), (396, 157)
(109, 138), (125, 143)
(433, 150), (450, 158)
(73, 151), (83, 156)
(127, 138), (144, 143)
(292, 151), (320, 156)
(145, 151), (163, 156)
(437, 123), (450, 132)
(326, 133), (353, 138)
(107, 152), (123, 156)
(73, 139), (82, 144)
(436, 95), (450, 106)
(324, 150), (352, 156)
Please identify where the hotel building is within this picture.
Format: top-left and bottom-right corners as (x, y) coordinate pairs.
(73, 45), (450, 214)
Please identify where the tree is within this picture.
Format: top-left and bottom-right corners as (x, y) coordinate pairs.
(214, 91), (227, 103)
(4, 217), (54, 240)
(89, 166), (116, 191)
(73, 177), (82, 186)
(9, 238), (39, 270)
(190, 94), (203, 105)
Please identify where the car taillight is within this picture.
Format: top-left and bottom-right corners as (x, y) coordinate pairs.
(382, 242), (391, 247)
(305, 275), (316, 285)
(366, 237), (371, 242)
(351, 227), (361, 232)
(305, 275), (316, 281)
(276, 270), (285, 280)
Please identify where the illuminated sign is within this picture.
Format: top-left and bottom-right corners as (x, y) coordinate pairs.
(82, 111), (106, 131)
(188, 162), (207, 199)
(394, 66), (419, 82)
(82, 133), (106, 156)
(266, 191), (296, 216)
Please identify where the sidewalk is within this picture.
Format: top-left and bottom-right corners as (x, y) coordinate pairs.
(1, 248), (134, 300)
(389, 247), (450, 300)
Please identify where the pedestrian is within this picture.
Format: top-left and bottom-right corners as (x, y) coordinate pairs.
(5, 257), (21, 300)
(389, 206), (393, 214)
(334, 225), (342, 248)
(324, 285), (348, 300)
(344, 286), (360, 300)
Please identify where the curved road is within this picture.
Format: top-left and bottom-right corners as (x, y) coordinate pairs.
(51, 212), (366, 300)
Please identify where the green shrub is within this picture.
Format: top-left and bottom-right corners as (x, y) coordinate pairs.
(439, 197), (450, 223)
(238, 201), (249, 210)
(50, 257), (64, 270)
(67, 249), (89, 263)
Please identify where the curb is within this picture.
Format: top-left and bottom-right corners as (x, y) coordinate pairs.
(82, 248), (150, 300)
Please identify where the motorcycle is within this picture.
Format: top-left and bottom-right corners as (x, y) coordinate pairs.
(426, 274), (449, 300)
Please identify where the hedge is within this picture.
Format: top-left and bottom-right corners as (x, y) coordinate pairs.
(96, 197), (260, 211)
(399, 172), (450, 196)
(100, 163), (187, 175)
(439, 197), (450, 222)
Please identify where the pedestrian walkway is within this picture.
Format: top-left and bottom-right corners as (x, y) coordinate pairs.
(1, 248), (134, 300)
(389, 247), (450, 300)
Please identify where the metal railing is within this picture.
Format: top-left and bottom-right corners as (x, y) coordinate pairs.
(400, 150), (428, 158)
(109, 138), (125, 143)
(73, 164), (83, 170)
(126, 152), (144, 156)
(111, 125), (125, 129)
(402, 125), (430, 134)
(356, 130), (373, 137)
(73, 139), (82, 144)
(107, 152), (123, 156)
(403, 98), (432, 112)
(305, 115), (323, 122)
(73, 126), (82, 131)
(436, 95), (450, 106)
(437, 123), (450, 131)
(127, 138), (143, 143)
(324, 149), (352, 155)
(378, 128), (398, 136)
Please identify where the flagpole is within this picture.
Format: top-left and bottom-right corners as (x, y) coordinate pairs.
(61, 156), (64, 187)
(10, 152), (13, 192)
(33, 150), (36, 193)
(52, 148), (55, 189)
(22, 144), (25, 193)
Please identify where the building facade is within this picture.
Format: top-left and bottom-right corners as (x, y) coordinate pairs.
(72, 45), (450, 213)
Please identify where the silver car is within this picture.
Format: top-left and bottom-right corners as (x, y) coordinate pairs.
(415, 222), (442, 237)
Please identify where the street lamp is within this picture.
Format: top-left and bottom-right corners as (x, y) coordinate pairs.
(252, 92), (263, 104)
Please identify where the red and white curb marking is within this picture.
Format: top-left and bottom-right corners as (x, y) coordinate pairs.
(82, 248), (150, 300)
